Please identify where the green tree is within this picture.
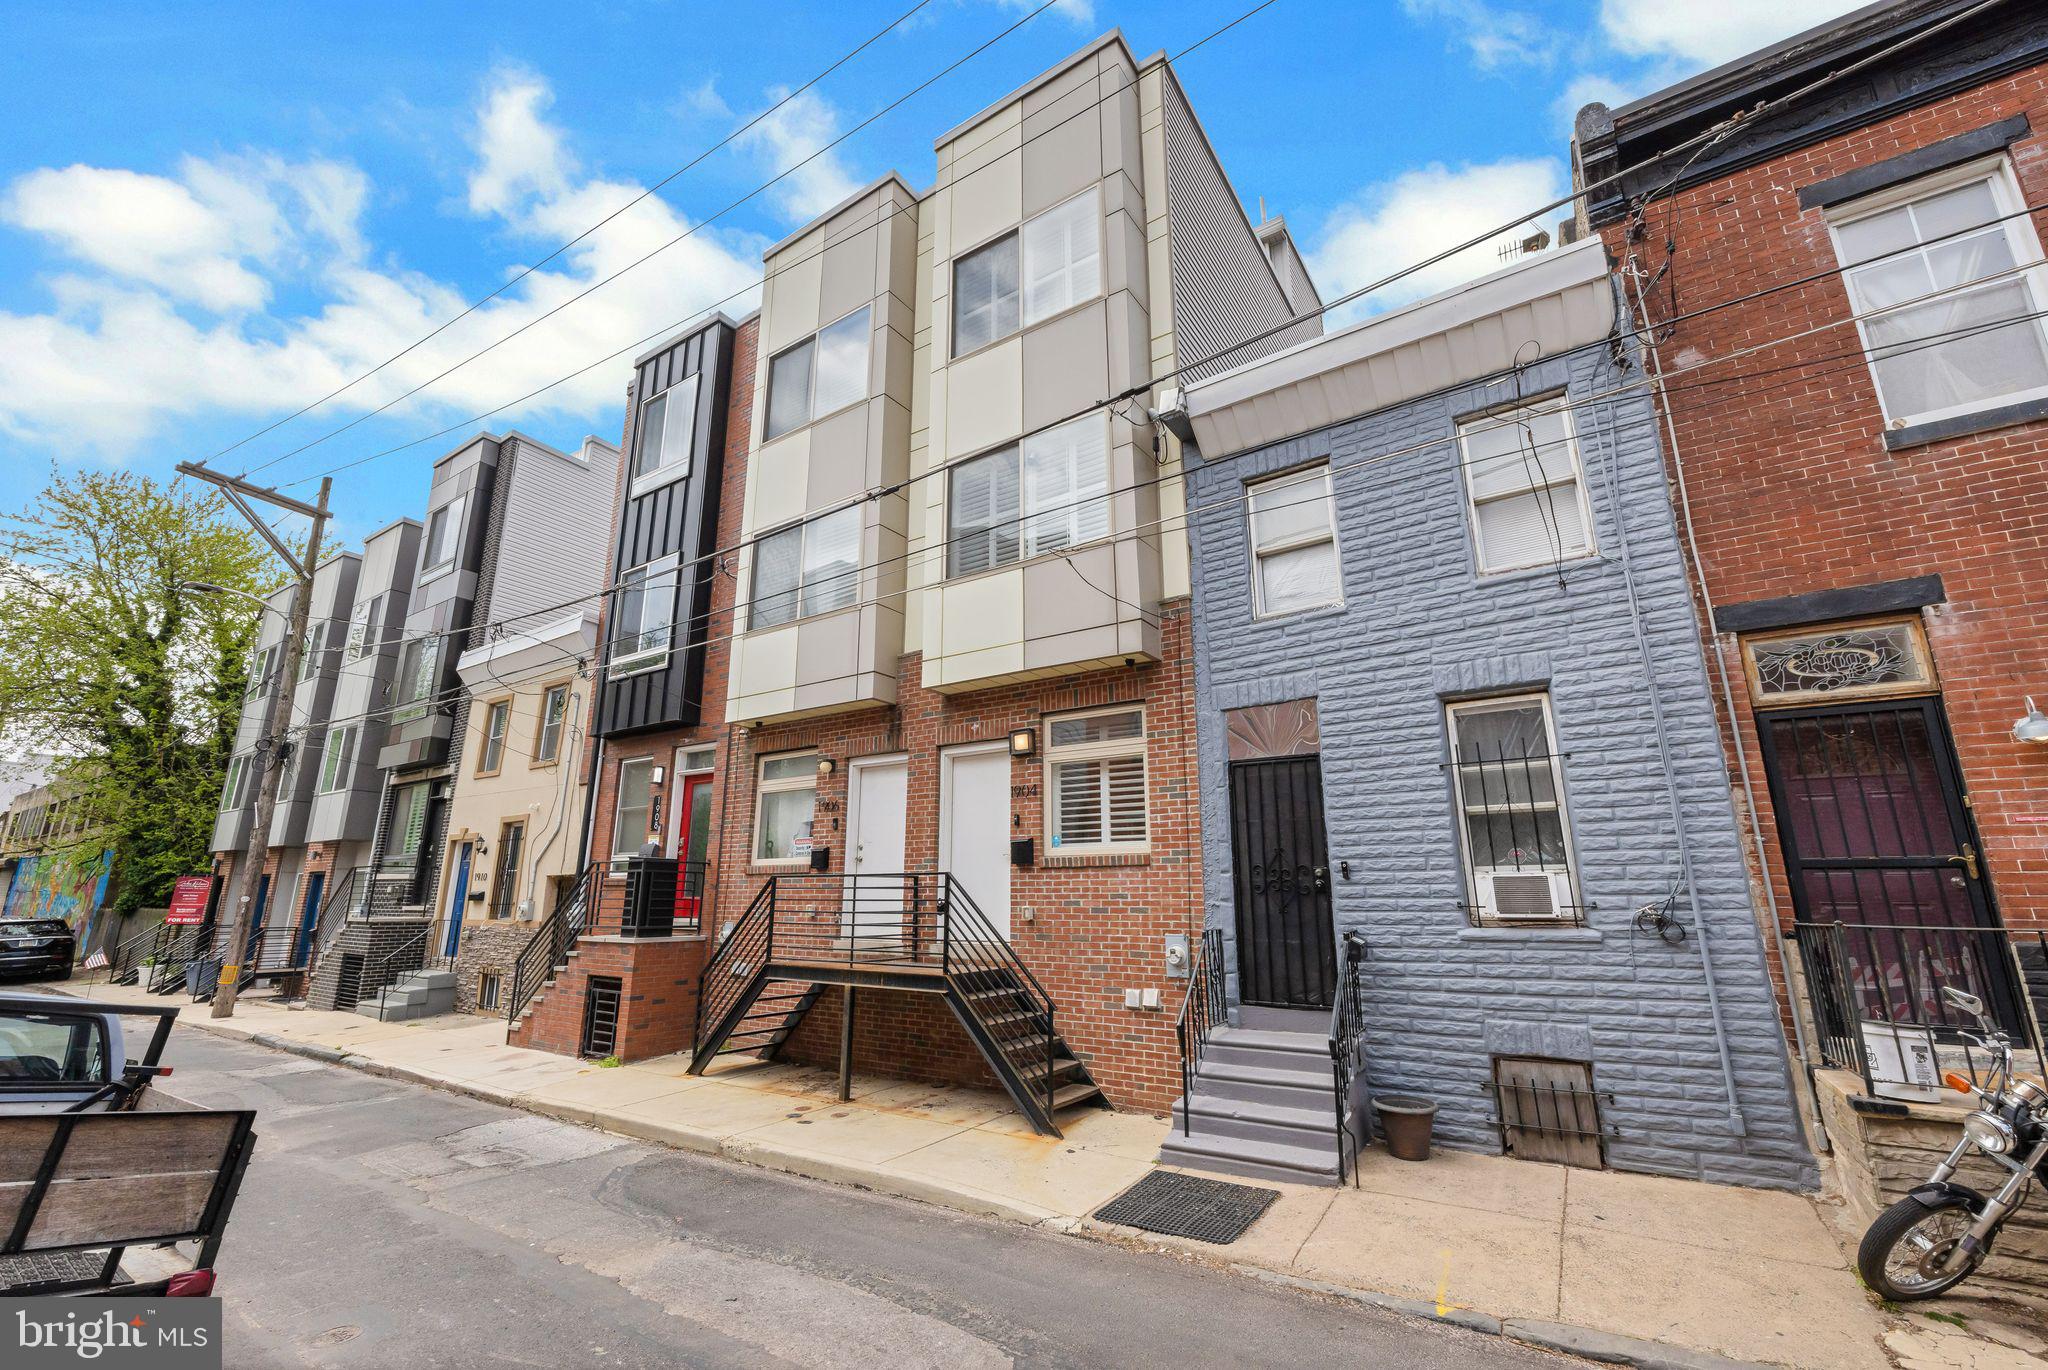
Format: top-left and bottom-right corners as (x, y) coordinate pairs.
(0, 469), (274, 922)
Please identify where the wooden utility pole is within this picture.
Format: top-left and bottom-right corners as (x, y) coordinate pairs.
(176, 462), (331, 1020)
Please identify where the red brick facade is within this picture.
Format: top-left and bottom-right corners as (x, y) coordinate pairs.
(710, 609), (1202, 1114)
(1595, 64), (2048, 959)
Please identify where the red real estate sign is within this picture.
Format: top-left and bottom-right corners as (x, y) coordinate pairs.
(165, 875), (212, 926)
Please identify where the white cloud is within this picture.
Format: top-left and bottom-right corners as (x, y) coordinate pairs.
(676, 77), (731, 123)
(1598, 0), (1868, 68)
(0, 67), (767, 462)
(1400, 0), (1562, 70)
(1307, 157), (1570, 323)
(734, 87), (864, 225)
(986, 0), (1094, 23)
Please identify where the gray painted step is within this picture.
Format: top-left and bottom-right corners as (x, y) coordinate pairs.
(1201, 1029), (1329, 1072)
(1172, 1092), (1339, 1150)
(1187, 1058), (1332, 1110)
(1158, 1127), (1340, 1186)
(1238, 1006), (1328, 1033)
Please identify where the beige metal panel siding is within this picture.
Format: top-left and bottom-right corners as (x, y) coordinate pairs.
(1161, 78), (1317, 383)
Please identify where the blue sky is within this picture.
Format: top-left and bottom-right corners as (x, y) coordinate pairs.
(0, 0), (1864, 549)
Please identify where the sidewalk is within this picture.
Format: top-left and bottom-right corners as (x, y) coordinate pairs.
(91, 984), (2048, 1369)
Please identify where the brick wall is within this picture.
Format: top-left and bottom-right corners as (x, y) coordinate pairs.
(780, 986), (1001, 1092)
(1595, 66), (2048, 947)
(711, 609), (1202, 1115)
(511, 934), (708, 1059)
(1185, 345), (1816, 1190)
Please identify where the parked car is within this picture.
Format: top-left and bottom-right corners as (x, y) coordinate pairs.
(0, 915), (76, 981)
(0, 993), (253, 1297)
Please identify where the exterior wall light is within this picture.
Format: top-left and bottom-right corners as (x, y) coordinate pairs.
(816, 757), (837, 777)
(2015, 698), (2048, 744)
(1009, 727), (1038, 758)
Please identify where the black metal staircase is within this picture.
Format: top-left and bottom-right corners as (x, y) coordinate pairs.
(689, 873), (1105, 1137)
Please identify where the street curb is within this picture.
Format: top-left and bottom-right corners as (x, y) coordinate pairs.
(194, 1016), (1777, 1370)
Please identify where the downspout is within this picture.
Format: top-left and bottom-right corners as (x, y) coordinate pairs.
(1583, 348), (1745, 1138)
(525, 686), (586, 912)
(1621, 257), (1827, 1144)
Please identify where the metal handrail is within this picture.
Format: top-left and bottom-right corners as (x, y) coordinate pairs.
(505, 865), (596, 1024)
(692, 879), (775, 1050)
(1175, 928), (1224, 1137)
(93, 919), (169, 985)
(939, 874), (1059, 1122)
(1328, 931), (1370, 1186)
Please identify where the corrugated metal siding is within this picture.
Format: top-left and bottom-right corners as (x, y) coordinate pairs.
(1162, 77), (1320, 383)
(481, 437), (612, 635)
(597, 321), (735, 737)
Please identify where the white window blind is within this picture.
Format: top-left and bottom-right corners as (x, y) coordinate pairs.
(947, 416), (1108, 578)
(1045, 707), (1146, 851)
(953, 234), (1020, 356)
(1457, 399), (1593, 575)
(1833, 162), (2048, 426)
(1022, 189), (1101, 323)
(1247, 465), (1341, 615)
(749, 509), (860, 628)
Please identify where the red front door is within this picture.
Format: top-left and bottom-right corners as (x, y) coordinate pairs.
(673, 774), (713, 930)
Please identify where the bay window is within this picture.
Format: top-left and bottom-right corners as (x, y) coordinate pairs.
(952, 188), (1100, 356)
(632, 372), (700, 495)
(749, 508), (860, 629)
(947, 415), (1109, 578)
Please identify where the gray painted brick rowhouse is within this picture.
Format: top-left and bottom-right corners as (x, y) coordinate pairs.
(1184, 337), (1817, 1190)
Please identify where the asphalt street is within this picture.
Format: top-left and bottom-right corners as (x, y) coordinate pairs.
(169, 1029), (1572, 1368)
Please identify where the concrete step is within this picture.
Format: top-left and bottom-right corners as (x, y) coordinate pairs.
(1157, 1126), (1340, 1187)
(1171, 1092), (1340, 1152)
(1200, 1028), (1329, 1073)
(1187, 1058), (1333, 1110)
(1238, 1006), (1328, 1033)
(398, 970), (457, 991)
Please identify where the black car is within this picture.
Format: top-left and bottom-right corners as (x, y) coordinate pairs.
(0, 918), (76, 981)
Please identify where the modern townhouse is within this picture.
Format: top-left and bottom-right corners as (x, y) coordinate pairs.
(1170, 239), (1816, 1189)
(1572, 0), (2048, 1262)
(210, 547), (364, 994)
(665, 30), (1321, 1132)
(436, 432), (616, 1016)
(308, 430), (614, 1017)
(508, 314), (757, 1057)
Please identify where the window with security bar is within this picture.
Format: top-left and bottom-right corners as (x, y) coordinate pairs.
(1446, 693), (1582, 926)
(1045, 706), (1147, 854)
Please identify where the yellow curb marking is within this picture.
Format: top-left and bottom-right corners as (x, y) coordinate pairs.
(1435, 1248), (1464, 1316)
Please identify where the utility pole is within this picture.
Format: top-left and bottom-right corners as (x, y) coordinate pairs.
(177, 462), (332, 1020)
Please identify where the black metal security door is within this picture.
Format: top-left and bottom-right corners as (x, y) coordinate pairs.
(1229, 757), (1336, 1010)
(1756, 695), (2018, 1030)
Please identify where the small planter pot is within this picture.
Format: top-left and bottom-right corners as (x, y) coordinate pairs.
(1374, 1095), (1439, 1162)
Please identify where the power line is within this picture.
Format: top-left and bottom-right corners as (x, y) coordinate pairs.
(239, 0), (1071, 479)
(206, 2), (937, 473)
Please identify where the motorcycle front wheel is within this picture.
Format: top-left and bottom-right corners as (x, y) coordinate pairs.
(1857, 1194), (1985, 1301)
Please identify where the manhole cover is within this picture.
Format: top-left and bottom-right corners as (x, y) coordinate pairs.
(1093, 1170), (1278, 1244)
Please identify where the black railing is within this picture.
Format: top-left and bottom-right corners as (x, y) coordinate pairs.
(89, 919), (170, 987)
(1175, 928), (1224, 1137)
(1792, 920), (2048, 1095)
(505, 865), (596, 1024)
(692, 873), (1068, 1126)
(1328, 930), (1370, 1185)
(138, 923), (210, 995)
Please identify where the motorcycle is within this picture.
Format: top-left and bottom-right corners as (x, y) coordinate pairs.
(1857, 984), (2048, 1300)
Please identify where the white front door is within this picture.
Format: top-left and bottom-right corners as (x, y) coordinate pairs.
(845, 757), (908, 948)
(940, 743), (1012, 938)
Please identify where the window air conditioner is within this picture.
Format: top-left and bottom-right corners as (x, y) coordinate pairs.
(1476, 869), (1575, 923)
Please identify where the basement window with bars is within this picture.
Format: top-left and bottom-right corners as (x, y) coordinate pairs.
(1456, 396), (1595, 576)
(1446, 694), (1583, 926)
(476, 971), (502, 1013)
(1045, 706), (1147, 854)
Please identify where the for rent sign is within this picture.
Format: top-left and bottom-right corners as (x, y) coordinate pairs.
(164, 877), (211, 927)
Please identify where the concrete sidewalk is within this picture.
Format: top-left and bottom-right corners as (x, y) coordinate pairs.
(84, 985), (2048, 1369)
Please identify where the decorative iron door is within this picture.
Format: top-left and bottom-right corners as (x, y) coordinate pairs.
(1756, 696), (2019, 1032)
(1229, 757), (1337, 1010)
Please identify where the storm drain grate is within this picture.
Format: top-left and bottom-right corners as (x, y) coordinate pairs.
(1092, 1170), (1278, 1244)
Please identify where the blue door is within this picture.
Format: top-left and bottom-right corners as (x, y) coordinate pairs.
(443, 844), (473, 959)
(243, 875), (271, 962)
(291, 871), (325, 967)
